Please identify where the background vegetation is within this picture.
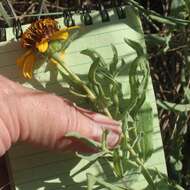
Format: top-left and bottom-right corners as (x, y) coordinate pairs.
(141, 1), (190, 189)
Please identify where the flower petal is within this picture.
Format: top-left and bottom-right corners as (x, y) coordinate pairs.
(36, 40), (49, 53)
(22, 51), (36, 79)
(16, 50), (33, 67)
(25, 59), (34, 79)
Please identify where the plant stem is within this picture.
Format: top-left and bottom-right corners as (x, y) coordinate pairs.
(52, 52), (96, 102)
(51, 52), (112, 118)
(125, 143), (156, 190)
(103, 107), (112, 118)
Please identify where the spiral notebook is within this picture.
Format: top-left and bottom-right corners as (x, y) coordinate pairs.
(0, 4), (167, 190)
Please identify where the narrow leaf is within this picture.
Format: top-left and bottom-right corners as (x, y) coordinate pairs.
(157, 99), (190, 112)
(110, 44), (119, 75)
(124, 39), (144, 56)
(129, 0), (190, 26)
(88, 57), (99, 84)
(184, 0), (190, 13)
(65, 132), (101, 148)
(170, 0), (188, 18)
(87, 173), (97, 190)
(87, 173), (126, 190)
(136, 103), (154, 160)
(81, 49), (107, 67)
(113, 149), (124, 177)
(76, 151), (106, 162)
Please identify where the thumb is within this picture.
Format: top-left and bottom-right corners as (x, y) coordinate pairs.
(0, 76), (121, 155)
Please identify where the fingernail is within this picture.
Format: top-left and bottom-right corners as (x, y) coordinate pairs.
(107, 132), (120, 148)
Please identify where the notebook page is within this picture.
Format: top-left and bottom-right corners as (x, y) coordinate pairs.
(0, 6), (167, 190)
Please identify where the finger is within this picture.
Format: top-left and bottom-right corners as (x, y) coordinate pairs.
(16, 94), (121, 150)
(62, 103), (121, 149)
(0, 75), (121, 153)
(68, 103), (122, 134)
(0, 118), (11, 157)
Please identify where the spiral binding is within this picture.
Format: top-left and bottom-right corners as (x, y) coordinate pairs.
(63, 9), (76, 27)
(13, 19), (23, 39)
(113, 0), (126, 19)
(97, 1), (110, 22)
(81, 3), (93, 25)
(0, 28), (6, 42)
(0, 21), (6, 42)
(1, 0), (127, 41)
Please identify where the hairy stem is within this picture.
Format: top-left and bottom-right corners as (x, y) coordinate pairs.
(51, 52), (112, 118)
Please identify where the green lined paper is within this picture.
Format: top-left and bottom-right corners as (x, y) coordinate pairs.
(0, 6), (167, 190)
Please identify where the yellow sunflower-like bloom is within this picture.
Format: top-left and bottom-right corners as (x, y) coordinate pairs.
(16, 18), (78, 79)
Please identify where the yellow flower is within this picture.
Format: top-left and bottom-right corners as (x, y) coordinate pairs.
(17, 18), (78, 79)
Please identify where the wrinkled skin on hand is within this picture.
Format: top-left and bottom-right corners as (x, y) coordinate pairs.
(0, 75), (121, 156)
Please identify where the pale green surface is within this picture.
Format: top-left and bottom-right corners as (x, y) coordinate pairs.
(0, 6), (167, 190)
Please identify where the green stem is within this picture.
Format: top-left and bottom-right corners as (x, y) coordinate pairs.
(51, 52), (112, 118)
(125, 143), (156, 190)
(69, 90), (88, 98)
(52, 53), (96, 102)
(103, 108), (112, 118)
(131, 124), (142, 156)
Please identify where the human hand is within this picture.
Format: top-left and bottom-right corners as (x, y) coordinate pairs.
(0, 75), (121, 156)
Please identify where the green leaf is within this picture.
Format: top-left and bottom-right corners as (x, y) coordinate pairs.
(170, 0), (188, 19)
(129, 0), (190, 26)
(124, 39), (144, 56)
(124, 55), (149, 117)
(87, 173), (126, 190)
(65, 132), (101, 148)
(184, 86), (190, 102)
(113, 149), (124, 177)
(125, 57), (142, 112)
(145, 33), (172, 52)
(174, 160), (183, 172)
(157, 99), (190, 112)
(76, 151), (106, 162)
(115, 58), (129, 77)
(122, 39), (149, 117)
(148, 14), (180, 26)
(86, 54), (112, 111)
(88, 57), (99, 84)
(81, 49), (107, 67)
(87, 173), (97, 190)
(130, 60), (149, 117)
(109, 44), (119, 76)
(145, 34), (168, 46)
(184, 0), (190, 14)
(136, 103), (154, 160)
